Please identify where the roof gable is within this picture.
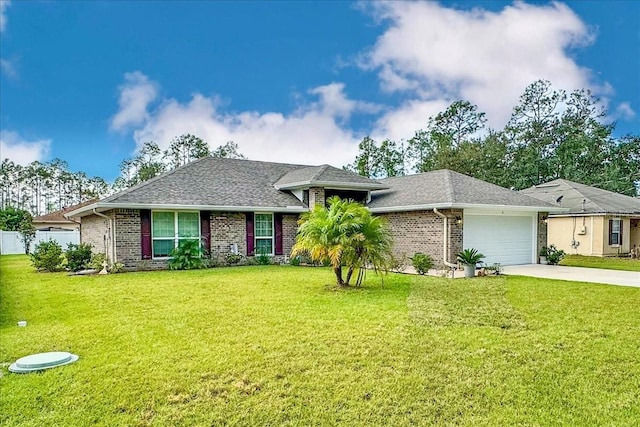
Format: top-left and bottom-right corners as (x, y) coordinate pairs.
(274, 164), (385, 190)
(368, 170), (559, 211)
(521, 179), (640, 215)
(100, 157), (307, 209)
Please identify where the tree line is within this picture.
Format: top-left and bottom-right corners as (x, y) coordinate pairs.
(345, 80), (640, 196)
(3, 79), (638, 219)
(0, 136), (246, 217)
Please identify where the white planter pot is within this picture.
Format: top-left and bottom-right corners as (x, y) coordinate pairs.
(463, 264), (476, 278)
(539, 256), (548, 265)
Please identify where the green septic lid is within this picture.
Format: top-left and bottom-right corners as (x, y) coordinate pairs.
(9, 351), (79, 373)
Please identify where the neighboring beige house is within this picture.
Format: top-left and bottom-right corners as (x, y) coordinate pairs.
(522, 180), (640, 257)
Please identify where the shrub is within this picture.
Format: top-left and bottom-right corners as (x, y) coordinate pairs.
(289, 256), (301, 266)
(255, 252), (272, 265)
(546, 244), (566, 265)
(31, 240), (64, 272)
(66, 243), (93, 271)
(168, 239), (207, 270)
(485, 263), (503, 275)
(88, 253), (107, 270)
(389, 253), (408, 273)
(110, 262), (125, 274)
(411, 253), (433, 275)
(225, 253), (244, 265)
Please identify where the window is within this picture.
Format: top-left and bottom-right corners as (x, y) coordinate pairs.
(609, 218), (622, 246)
(152, 211), (200, 258)
(254, 213), (274, 255)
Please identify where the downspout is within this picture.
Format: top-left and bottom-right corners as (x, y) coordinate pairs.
(93, 209), (116, 266)
(433, 208), (458, 269)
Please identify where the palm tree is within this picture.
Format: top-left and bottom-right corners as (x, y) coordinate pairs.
(291, 196), (392, 286)
(343, 211), (392, 286)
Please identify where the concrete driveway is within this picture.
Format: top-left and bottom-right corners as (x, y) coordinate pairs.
(502, 264), (640, 287)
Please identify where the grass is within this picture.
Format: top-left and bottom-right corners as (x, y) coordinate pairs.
(1, 255), (639, 426)
(560, 254), (640, 272)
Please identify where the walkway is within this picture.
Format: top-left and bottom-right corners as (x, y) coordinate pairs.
(502, 264), (640, 287)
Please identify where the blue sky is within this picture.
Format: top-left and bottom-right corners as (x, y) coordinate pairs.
(1, 0), (638, 182)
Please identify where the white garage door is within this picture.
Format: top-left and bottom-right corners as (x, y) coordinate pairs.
(463, 214), (534, 265)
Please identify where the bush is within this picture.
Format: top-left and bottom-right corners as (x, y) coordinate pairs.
(411, 253), (433, 275)
(88, 253), (107, 270)
(255, 253), (272, 265)
(110, 262), (125, 274)
(389, 253), (408, 273)
(31, 240), (64, 272)
(168, 239), (207, 270)
(65, 243), (93, 271)
(546, 244), (566, 265)
(225, 253), (244, 266)
(485, 263), (503, 275)
(289, 256), (301, 266)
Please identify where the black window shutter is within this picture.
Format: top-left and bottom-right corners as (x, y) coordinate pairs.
(200, 211), (211, 255)
(140, 209), (152, 260)
(274, 213), (283, 255)
(246, 213), (255, 256)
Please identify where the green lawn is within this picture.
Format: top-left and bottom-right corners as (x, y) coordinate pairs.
(1, 255), (639, 426)
(560, 254), (640, 272)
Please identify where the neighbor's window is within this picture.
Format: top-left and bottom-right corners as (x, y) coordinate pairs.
(609, 219), (622, 246)
(152, 211), (200, 258)
(254, 213), (274, 255)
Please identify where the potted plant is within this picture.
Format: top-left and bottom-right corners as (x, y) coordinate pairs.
(457, 248), (485, 278)
(539, 246), (549, 265)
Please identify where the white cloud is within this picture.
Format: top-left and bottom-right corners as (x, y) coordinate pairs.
(362, 1), (601, 137)
(110, 71), (159, 131)
(0, 130), (51, 165)
(0, 58), (17, 78)
(613, 102), (636, 121)
(307, 82), (381, 120)
(123, 75), (366, 167)
(114, 2), (616, 168)
(371, 99), (450, 142)
(0, 0), (9, 33)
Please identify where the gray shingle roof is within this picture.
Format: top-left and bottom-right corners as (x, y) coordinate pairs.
(521, 179), (640, 215)
(274, 164), (384, 189)
(368, 169), (559, 211)
(102, 157), (307, 209)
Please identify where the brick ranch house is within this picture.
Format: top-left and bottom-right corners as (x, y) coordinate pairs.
(66, 157), (562, 270)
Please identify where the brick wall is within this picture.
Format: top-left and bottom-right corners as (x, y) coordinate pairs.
(81, 213), (111, 256)
(209, 212), (299, 264)
(210, 212), (247, 262)
(448, 209), (464, 263)
(113, 209), (168, 270)
(309, 187), (325, 207)
(379, 209), (463, 265)
(537, 212), (548, 260)
(282, 214), (299, 256)
(84, 209), (302, 270)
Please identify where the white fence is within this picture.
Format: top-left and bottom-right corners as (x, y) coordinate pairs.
(0, 230), (80, 255)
